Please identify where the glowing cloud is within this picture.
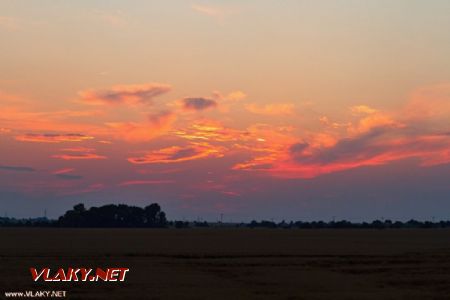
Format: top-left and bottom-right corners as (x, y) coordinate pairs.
(65, 183), (105, 195)
(128, 143), (224, 164)
(175, 120), (247, 142)
(59, 147), (96, 153)
(230, 87), (450, 179)
(79, 83), (171, 106)
(52, 168), (83, 180)
(106, 111), (175, 142)
(212, 90), (247, 102)
(347, 112), (399, 135)
(350, 105), (378, 115)
(118, 180), (175, 187)
(53, 147), (106, 160)
(52, 168), (75, 175)
(0, 104), (103, 135)
(4, 78), (450, 194)
(52, 153), (106, 160)
(245, 103), (295, 116)
(236, 126), (450, 179)
(15, 133), (94, 143)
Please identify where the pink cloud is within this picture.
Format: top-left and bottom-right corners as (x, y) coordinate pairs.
(128, 143), (224, 164)
(52, 153), (107, 160)
(105, 111), (176, 142)
(79, 83), (171, 106)
(52, 147), (106, 160)
(52, 168), (75, 175)
(15, 133), (94, 143)
(118, 180), (175, 187)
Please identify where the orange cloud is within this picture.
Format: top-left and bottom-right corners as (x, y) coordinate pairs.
(0, 127), (11, 134)
(4, 81), (450, 183)
(148, 110), (176, 127)
(212, 90), (247, 102)
(128, 143), (224, 164)
(236, 126), (450, 179)
(347, 113), (399, 135)
(0, 91), (104, 136)
(16, 133), (94, 143)
(175, 120), (247, 142)
(231, 125), (299, 175)
(209, 90), (247, 113)
(307, 132), (338, 149)
(0, 106), (104, 135)
(60, 147), (96, 152)
(105, 111), (175, 142)
(350, 105), (378, 115)
(53, 147), (106, 160)
(245, 103), (295, 116)
(79, 83), (171, 106)
(231, 124), (300, 172)
(98, 140), (113, 144)
(52, 153), (106, 160)
(319, 116), (350, 130)
(230, 87), (450, 179)
(243, 124), (297, 148)
(320, 106), (399, 136)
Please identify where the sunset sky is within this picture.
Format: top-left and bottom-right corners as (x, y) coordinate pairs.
(1, 0), (450, 221)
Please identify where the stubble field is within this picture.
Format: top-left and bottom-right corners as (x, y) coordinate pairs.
(1, 228), (450, 299)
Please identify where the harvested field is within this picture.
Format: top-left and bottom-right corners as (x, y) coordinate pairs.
(1, 228), (450, 299)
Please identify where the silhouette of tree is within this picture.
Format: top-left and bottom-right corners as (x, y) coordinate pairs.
(57, 203), (167, 228)
(174, 221), (189, 228)
(144, 203), (167, 227)
(73, 203), (86, 213)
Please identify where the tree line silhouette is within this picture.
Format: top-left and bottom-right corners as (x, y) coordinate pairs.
(0, 203), (167, 228)
(58, 203), (167, 227)
(1, 203), (450, 229)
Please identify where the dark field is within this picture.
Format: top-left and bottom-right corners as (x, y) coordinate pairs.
(2, 228), (450, 299)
